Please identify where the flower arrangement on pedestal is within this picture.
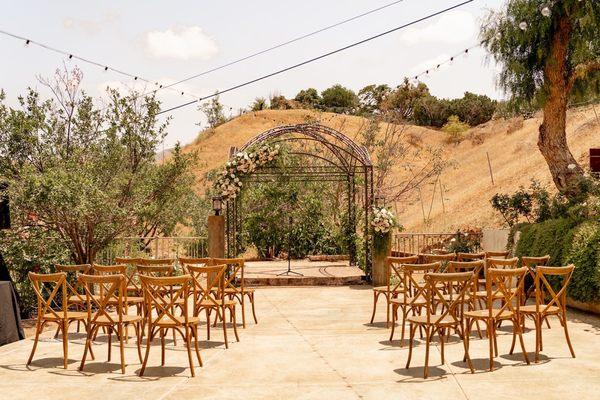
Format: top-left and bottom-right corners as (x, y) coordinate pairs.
(215, 144), (280, 201)
(371, 206), (398, 254)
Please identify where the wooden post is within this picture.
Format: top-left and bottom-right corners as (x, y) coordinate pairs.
(486, 152), (495, 185)
(208, 215), (225, 258)
(372, 234), (392, 287)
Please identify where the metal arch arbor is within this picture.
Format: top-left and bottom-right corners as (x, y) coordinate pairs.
(225, 123), (374, 277)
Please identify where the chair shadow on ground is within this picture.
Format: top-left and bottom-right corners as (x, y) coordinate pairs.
(393, 366), (447, 381)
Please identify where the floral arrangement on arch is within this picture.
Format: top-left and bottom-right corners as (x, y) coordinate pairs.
(371, 206), (396, 235)
(215, 144), (280, 200)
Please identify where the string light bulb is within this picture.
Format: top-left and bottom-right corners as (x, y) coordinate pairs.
(519, 21), (528, 31)
(541, 6), (551, 17)
(104, 66), (108, 72)
(24, 39), (30, 46)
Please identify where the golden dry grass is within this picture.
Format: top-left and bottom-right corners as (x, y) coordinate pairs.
(182, 107), (599, 232)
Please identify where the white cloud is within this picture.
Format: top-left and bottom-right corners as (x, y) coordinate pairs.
(144, 26), (218, 60)
(62, 11), (119, 35)
(399, 11), (476, 45)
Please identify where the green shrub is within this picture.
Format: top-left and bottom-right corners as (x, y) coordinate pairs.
(564, 222), (600, 302)
(442, 115), (469, 144)
(514, 217), (580, 266)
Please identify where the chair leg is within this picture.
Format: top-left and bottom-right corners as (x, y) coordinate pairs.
(107, 326), (113, 362)
(515, 318), (530, 365)
(184, 325), (195, 378)
(222, 308), (229, 349)
(79, 324), (95, 371)
(463, 320), (474, 373)
(118, 325), (126, 374)
(134, 323), (143, 363)
(439, 328), (445, 364)
(192, 325), (203, 367)
(424, 325), (431, 379)
(560, 313), (576, 358)
(62, 320), (69, 369)
(27, 320), (42, 366)
(389, 305), (396, 342)
(249, 292), (258, 324)
(231, 306), (240, 342)
(488, 319), (495, 371)
(241, 294), (247, 328)
(369, 291), (378, 324)
(405, 323), (415, 369)
(400, 308), (408, 347)
(139, 327), (154, 377)
(160, 328), (166, 366)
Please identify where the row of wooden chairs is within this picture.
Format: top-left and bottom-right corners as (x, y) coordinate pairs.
(370, 252), (576, 378)
(26, 257), (256, 377)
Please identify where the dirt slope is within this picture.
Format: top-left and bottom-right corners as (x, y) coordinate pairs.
(183, 107), (599, 232)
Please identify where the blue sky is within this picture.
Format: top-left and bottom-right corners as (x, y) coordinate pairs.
(1, 0), (505, 147)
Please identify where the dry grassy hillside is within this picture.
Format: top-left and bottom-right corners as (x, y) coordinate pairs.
(182, 107), (599, 232)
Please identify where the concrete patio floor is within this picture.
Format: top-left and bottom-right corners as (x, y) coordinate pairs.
(1, 286), (599, 400)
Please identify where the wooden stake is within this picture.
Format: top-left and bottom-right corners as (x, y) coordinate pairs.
(486, 152), (495, 185)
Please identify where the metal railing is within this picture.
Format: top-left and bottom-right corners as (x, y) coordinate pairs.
(97, 236), (208, 265)
(393, 232), (460, 255)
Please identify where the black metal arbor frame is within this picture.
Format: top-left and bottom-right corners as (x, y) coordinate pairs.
(225, 123), (374, 276)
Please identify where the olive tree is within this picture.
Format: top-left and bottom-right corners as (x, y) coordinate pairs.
(481, 0), (600, 197)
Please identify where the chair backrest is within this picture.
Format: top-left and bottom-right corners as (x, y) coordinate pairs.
(485, 251), (509, 259)
(78, 273), (126, 324)
(186, 264), (227, 308)
(28, 272), (67, 321)
(140, 275), (192, 325)
(422, 253), (456, 268)
(138, 258), (175, 266)
(114, 257), (144, 266)
(424, 271), (473, 324)
(487, 257), (519, 269)
(213, 258), (245, 291)
(486, 267), (528, 316)
(136, 264), (174, 277)
(457, 252), (485, 261)
(93, 264), (126, 275)
(534, 265), (575, 314)
(55, 264), (91, 303)
(401, 262), (442, 305)
(446, 260), (484, 294)
(521, 255), (550, 268)
(386, 255), (418, 292)
(179, 257), (214, 273)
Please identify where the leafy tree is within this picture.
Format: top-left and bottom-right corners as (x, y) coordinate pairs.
(442, 115), (470, 144)
(412, 95), (452, 127)
(449, 92), (497, 126)
(381, 79), (429, 121)
(270, 94), (291, 110)
(358, 84), (391, 114)
(199, 93), (226, 128)
(294, 88), (321, 108)
(320, 84), (358, 112)
(0, 67), (197, 264)
(481, 0), (600, 198)
(250, 97), (268, 111)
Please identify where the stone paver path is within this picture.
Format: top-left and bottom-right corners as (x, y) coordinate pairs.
(1, 286), (599, 399)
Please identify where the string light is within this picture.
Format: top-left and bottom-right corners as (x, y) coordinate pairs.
(519, 21), (528, 31)
(541, 6), (551, 17)
(0, 29), (203, 101)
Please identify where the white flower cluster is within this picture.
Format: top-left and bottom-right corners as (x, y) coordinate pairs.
(216, 144), (280, 200)
(371, 206), (396, 234)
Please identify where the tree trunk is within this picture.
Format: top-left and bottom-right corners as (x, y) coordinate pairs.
(538, 15), (584, 198)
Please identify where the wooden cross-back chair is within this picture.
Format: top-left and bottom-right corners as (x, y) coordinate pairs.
(187, 264), (239, 348)
(422, 253), (456, 268)
(520, 264), (575, 362)
(521, 255), (550, 304)
(78, 273), (143, 374)
(464, 266), (530, 371)
(213, 257), (257, 327)
(444, 260), (485, 338)
(139, 274), (202, 377)
(138, 258), (175, 267)
(27, 272), (90, 369)
(92, 264), (144, 323)
(474, 257), (519, 300)
(179, 257), (213, 272)
(457, 252), (485, 262)
(405, 271), (475, 378)
(54, 264), (91, 334)
(485, 251), (510, 259)
(389, 262), (442, 345)
(369, 255), (418, 326)
(114, 257), (145, 295)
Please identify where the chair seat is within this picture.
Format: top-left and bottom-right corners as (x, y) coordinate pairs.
(199, 299), (236, 307)
(107, 296), (144, 305)
(407, 314), (457, 325)
(68, 295), (87, 303)
(464, 309), (513, 319)
(224, 287), (254, 294)
(406, 295), (427, 305)
(153, 315), (199, 326)
(43, 311), (88, 321)
(389, 295), (406, 305)
(520, 305), (560, 314)
(126, 285), (140, 292)
(474, 290), (505, 299)
(93, 314), (143, 324)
